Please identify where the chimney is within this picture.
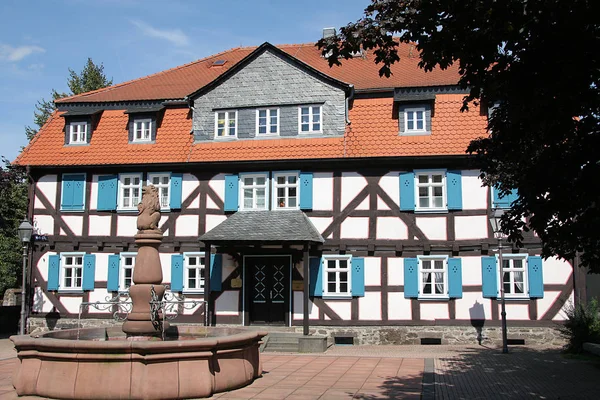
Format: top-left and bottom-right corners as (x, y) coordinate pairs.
(322, 27), (336, 39)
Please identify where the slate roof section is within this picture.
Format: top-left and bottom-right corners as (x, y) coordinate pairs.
(199, 210), (325, 243)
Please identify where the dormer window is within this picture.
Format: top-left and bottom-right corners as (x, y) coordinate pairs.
(299, 105), (322, 133)
(133, 118), (152, 142)
(69, 122), (87, 144)
(404, 107), (426, 133)
(215, 110), (237, 138)
(257, 108), (279, 135)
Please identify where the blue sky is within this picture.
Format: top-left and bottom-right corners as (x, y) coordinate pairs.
(0, 0), (368, 162)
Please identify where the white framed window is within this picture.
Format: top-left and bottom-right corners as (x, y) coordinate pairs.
(273, 172), (299, 209)
(184, 253), (206, 293)
(298, 105), (322, 133)
(256, 108), (279, 135)
(499, 254), (528, 298)
(240, 173), (269, 210)
(322, 255), (352, 298)
(69, 122), (87, 144)
(147, 173), (170, 209)
(120, 253), (136, 291)
(404, 107), (426, 133)
(60, 252), (85, 291)
(215, 110), (237, 138)
(415, 171), (446, 211)
(418, 255), (448, 299)
(118, 173), (142, 210)
(133, 118), (152, 142)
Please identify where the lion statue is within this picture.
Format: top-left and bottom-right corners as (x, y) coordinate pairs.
(137, 185), (162, 233)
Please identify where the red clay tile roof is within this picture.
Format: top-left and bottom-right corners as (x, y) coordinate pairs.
(15, 95), (486, 167)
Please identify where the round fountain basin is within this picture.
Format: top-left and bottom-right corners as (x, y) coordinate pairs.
(11, 326), (268, 400)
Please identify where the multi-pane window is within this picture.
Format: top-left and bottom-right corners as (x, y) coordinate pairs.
(147, 173), (170, 209)
(299, 106), (322, 133)
(405, 108), (426, 132)
(120, 254), (136, 291)
(419, 256), (447, 298)
(323, 257), (351, 297)
(215, 111), (237, 138)
(416, 172), (446, 211)
(240, 173), (269, 210)
(273, 172), (298, 209)
(185, 253), (206, 292)
(61, 254), (84, 290)
(119, 173), (142, 210)
(133, 119), (152, 142)
(257, 109), (279, 135)
(501, 255), (527, 297)
(69, 122), (87, 144)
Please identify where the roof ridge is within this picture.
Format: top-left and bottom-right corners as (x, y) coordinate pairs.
(55, 46), (255, 104)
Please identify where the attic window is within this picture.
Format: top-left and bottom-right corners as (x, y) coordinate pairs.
(211, 60), (227, 67)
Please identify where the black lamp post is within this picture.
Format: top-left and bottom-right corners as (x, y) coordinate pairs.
(17, 219), (33, 335)
(489, 208), (509, 354)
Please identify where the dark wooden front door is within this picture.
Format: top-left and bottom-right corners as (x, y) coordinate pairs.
(247, 256), (290, 325)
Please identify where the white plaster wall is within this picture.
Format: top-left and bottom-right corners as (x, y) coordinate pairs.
(160, 253), (172, 284)
(61, 297), (83, 314)
(377, 196), (390, 210)
(420, 303), (450, 320)
(36, 175), (57, 209)
(455, 215), (488, 240)
(364, 257), (381, 286)
(537, 291), (561, 319)
(36, 251), (55, 282)
(31, 286), (53, 313)
(502, 303), (530, 320)
(309, 217), (333, 239)
(208, 173), (225, 203)
(216, 291), (240, 315)
(206, 215), (227, 232)
(222, 255), (237, 281)
(379, 172), (400, 207)
(94, 253), (109, 284)
(90, 175), (99, 210)
(293, 293), (319, 320)
(340, 172), (366, 210)
(543, 256), (572, 285)
(376, 217), (408, 240)
(553, 291), (574, 321)
(461, 170), (488, 210)
(182, 173), (199, 208)
(33, 215), (54, 236)
(340, 217), (369, 239)
(326, 300), (352, 320)
(387, 293), (412, 320)
(34, 195), (44, 210)
(176, 215), (199, 237)
(415, 217), (447, 240)
(359, 292), (381, 320)
(116, 216), (137, 237)
(461, 256), (483, 286)
(355, 196), (369, 210)
(88, 215), (111, 236)
(61, 216), (83, 236)
(206, 195), (219, 210)
(387, 257), (404, 286)
(88, 289), (111, 313)
(159, 215), (169, 236)
(455, 293), (492, 320)
(313, 172), (333, 211)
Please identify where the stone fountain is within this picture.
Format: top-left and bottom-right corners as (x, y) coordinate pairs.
(11, 185), (267, 399)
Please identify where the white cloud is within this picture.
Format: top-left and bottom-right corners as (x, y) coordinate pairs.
(0, 44), (45, 62)
(130, 20), (190, 47)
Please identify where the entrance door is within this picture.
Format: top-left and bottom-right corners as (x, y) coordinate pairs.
(247, 256), (290, 325)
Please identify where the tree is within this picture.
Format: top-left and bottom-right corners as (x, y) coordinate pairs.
(24, 58), (112, 141)
(318, 0), (600, 271)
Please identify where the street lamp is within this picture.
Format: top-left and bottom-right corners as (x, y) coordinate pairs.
(17, 219), (33, 335)
(489, 208), (509, 354)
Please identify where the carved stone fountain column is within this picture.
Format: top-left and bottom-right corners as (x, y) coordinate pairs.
(122, 185), (169, 336)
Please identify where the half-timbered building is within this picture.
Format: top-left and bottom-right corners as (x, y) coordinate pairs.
(14, 39), (578, 345)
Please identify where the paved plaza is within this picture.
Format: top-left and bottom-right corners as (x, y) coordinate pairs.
(0, 339), (599, 399)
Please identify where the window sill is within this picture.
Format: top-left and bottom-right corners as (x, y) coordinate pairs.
(64, 143), (89, 147)
(418, 296), (450, 301)
(60, 209), (85, 213)
(400, 131), (431, 137)
(129, 140), (155, 145)
(57, 290), (84, 294)
(183, 291), (205, 295)
(322, 294), (352, 300)
(213, 136), (237, 141)
(501, 296), (531, 301)
(414, 209), (448, 214)
(116, 209), (138, 213)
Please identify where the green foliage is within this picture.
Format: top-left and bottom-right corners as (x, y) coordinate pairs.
(559, 299), (600, 353)
(318, 0), (600, 271)
(0, 157), (27, 299)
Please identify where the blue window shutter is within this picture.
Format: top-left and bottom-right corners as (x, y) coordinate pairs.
(169, 173), (183, 209)
(170, 254), (183, 292)
(508, 189), (519, 207)
(224, 174), (239, 212)
(528, 256), (544, 298)
(446, 171), (462, 210)
(403, 258), (418, 298)
(481, 256), (498, 298)
(399, 172), (415, 211)
(351, 257), (365, 297)
(107, 255), (120, 292)
(97, 175), (118, 211)
(299, 172), (313, 210)
(492, 186), (519, 209)
(309, 257), (323, 297)
(210, 254), (222, 292)
(61, 175), (75, 210)
(71, 174), (86, 210)
(448, 258), (463, 298)
(48, 255), (60, 291)
(82, 254), (96, 291)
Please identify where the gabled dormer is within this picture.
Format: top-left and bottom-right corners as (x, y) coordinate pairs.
(60, 108), (103, 145)
(125, 104), (165, 144)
